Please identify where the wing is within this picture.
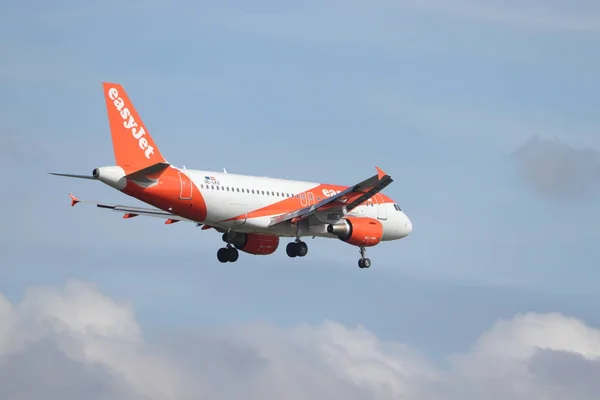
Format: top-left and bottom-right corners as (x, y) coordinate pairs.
(268, 166), (393, 227)
(66, 194), (198, 225)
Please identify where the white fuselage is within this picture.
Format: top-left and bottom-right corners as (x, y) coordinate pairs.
(181, 169), (412, 241)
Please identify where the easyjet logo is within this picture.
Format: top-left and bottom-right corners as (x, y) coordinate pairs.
(322, 189), (342, 198)
(107, 87), (155, 159)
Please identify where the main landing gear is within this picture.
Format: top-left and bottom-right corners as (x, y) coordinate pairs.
(217, 246), (239, 263)
(358, 246), (371, 269)
(286, 240), (308, 258)
(217, 231), (239, 263)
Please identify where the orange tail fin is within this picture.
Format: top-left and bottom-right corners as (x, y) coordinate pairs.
(102, 82), (167, 171)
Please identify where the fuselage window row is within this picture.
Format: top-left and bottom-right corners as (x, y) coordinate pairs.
(201, 183), (297, 198)
(198, 183), (405, 210)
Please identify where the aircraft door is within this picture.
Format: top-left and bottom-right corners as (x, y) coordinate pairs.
(178, 172), (193, 200)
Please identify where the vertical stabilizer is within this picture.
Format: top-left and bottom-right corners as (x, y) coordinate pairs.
(102, 82), (168, 173)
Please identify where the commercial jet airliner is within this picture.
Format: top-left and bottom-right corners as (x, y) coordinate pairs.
(51, 83), (412, 268)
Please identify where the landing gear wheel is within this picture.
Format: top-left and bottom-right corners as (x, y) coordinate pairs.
(226, 246), (239, 262)
(286, 242), (298, 257)
(217, 247), (229, 263)
(296, 241), (308, 257)
(286, 241), (308, 258)
(358, 246), (371, 269)
(217, 246), (239, 263)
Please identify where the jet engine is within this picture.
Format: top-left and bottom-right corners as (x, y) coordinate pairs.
(326, 217), (383, 247)
(224, 232), (280, 255)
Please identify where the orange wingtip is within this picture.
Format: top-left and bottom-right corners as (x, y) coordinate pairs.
(375, 166), (387, 180)
(69, 194), (80, 207)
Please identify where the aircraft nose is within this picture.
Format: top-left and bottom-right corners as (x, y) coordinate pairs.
(404, 213), (412, 235)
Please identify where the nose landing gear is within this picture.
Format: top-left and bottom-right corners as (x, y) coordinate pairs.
(358, 246), (371, 269)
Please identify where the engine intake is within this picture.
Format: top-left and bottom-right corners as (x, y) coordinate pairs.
(327, 217), (383, 247)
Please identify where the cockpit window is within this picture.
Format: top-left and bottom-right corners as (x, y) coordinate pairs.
(393, 204), (401, 211)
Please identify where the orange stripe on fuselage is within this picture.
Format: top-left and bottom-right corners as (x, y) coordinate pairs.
(220, 183), (395, 222)
(122, 167), (208, 222)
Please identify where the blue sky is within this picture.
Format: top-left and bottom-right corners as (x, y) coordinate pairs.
(1, 1), (600, 398)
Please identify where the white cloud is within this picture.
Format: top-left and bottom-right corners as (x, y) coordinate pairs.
(0, 281), (191, 400)
(1, 280), (600, 399)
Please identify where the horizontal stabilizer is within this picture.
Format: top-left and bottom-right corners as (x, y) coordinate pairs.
(124, 162), (170, 181)
(49, 172), (97, 180)
(66, 193), (200, 224)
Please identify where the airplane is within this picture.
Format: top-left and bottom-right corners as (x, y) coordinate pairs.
(50, 82), (412, 269)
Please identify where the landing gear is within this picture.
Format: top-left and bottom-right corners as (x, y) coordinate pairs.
(218, 231), (239, 263)
(287, 222), (308, 258)
(217, 246), (239, 263)
(358, 246), (371, 269)
(286, 240), (308, 258)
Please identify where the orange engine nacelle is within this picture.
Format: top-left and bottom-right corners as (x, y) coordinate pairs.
(326, 217), (383, 247)
(229, 232), (280, 255)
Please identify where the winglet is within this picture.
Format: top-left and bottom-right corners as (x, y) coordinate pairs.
(69, 194), (80, 207)
(375, 166), (387, 180)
